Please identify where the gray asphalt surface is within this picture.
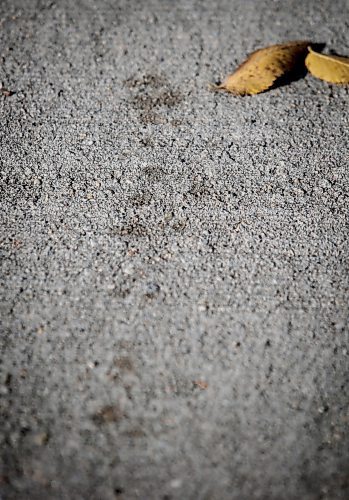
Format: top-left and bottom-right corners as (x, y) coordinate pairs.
(1, 0), (349, 499)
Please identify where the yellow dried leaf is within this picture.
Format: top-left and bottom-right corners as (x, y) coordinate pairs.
(215, 41), (310, 96)
(305, 47), (349, 84)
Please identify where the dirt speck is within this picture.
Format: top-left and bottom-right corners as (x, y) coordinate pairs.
(114, 486), (125, 497)
(124, 73), (167, 90)
(115, 356), (133, 371)
(124, 427), (146, 438)
(93, 405), (124, 424)
(116, 221), (149, 237)
(1, 87), (15, 97)
(193, 380), (208, 390)
(33, 432), (49, 446)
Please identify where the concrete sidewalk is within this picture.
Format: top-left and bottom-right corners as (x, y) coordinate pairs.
(1, 0), (349, 498)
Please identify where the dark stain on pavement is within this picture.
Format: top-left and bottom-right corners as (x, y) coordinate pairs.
(124, 72), (183, 124)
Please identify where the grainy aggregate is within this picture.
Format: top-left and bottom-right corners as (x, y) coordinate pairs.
(0, 1), (349, 499)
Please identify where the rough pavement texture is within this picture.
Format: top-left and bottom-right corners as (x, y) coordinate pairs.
(1, 0), (349, 499)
